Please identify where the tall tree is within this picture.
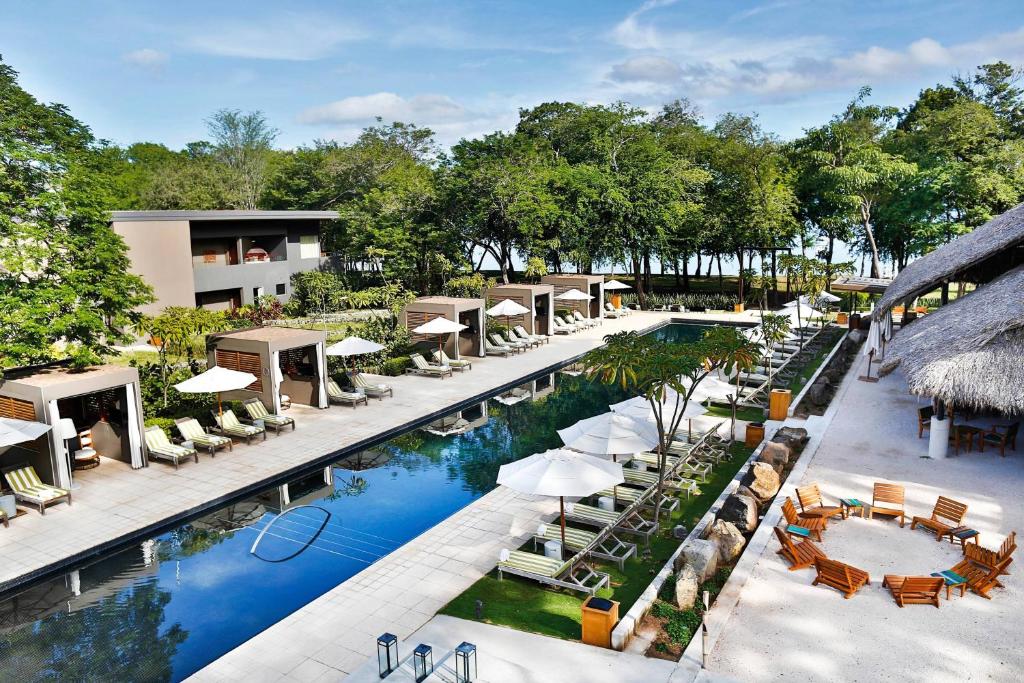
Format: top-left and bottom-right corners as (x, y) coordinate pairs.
(206, 109), (278, 209)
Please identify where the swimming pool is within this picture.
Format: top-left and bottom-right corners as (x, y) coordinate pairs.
(0, 323), (709, 681)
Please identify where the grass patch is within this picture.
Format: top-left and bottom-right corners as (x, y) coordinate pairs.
(704, 404), (764, 424)
(439, 441), (754, 640)
(784, 328), (845, 395)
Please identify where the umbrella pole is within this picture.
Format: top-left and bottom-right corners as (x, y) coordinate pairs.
(559, 496), (566, 550)
(218, 392), (223, 418)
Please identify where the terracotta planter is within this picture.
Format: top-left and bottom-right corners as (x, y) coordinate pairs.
(734, 303), (745, 313)
(610, 293), (622, 309)
(836, 312), (848, 325)
(745, 422), (766, 448)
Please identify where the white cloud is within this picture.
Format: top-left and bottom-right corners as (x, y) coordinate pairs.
(297, 93), (467, 125)
(122, 48), (168, 70)
(608, 56), (682, 84)
(183, 13), (365, 61)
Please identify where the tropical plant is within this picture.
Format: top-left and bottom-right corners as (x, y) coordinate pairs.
(136, 307), (226, 407)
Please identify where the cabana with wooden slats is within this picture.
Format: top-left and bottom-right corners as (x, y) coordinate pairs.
(540, 274), (605, 319)
(206, 326), (329, 412)
(485, 283), (555, 336)
(401, 296), (486, 359)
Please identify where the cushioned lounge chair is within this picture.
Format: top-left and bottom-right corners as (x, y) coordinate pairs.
(490, 332), (525, 353)
(624, 467), (697, 497)
(484, 339), (514, 357)
(144, 426), (198, 469)
(351, 372), (394, 399)
(504, 330), (539, 349)
(407, 353), (454, 377)
(496, 548), (609, 595)
(175, 418), (232, 455)
(433, 349), (473, 371)
(514, 325), (548, 345)
(533, 522), (636, 570)
(597, 484), (679, 514)
(551, 318), (573, 335)
(327, 379), (370, 407)
(213, 409), (267, 444)
(564, 502), (657, 542)
(572, 310), (598, 328)
(603, 302), (622, 318)
(243, 398), (295, 434)
(2, 464), (71, 514)
(556, 315), (580, 332)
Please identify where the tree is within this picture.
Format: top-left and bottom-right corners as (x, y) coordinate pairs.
(136, 307), (225, 407)
(0, 59), (153, 368)
(206, 108), (278, 209)
(758, 312), (792, 392)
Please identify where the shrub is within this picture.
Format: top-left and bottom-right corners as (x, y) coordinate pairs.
(442, 273), (496, 298)
(379, 356), (411, 376)
(144, 417), (176, 439)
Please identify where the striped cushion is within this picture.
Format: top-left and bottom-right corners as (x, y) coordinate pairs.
(568, 503), (618, 525)
(598, 487), (642, 503)
(192, 433), (230, 447)
(176, 419), (206, 441)
(5, 467), (67, 500)
(220, 411), (261, 434)
(634, 452), (679, 468)
(245, 401), (292, 425)
(537, 524), (596, 550)
(624, 469), (659, 487)
(145, 428), (194, 457)
(499, 550), (567, 578)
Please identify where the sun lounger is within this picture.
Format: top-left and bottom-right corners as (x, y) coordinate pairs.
(490, 332), (525, 353)
(433, 349), (473, 371)
(407, 353), (454, 377)
(597, 484), (679, 514)
(351, 372), (394, 399)
(551, 318), (574, 334)
(483, 338), (514, 356)
(603, 302), (622, 318)
(556, 315), (580, 332)
(502, 330), (538, 349)
(327, 378), (370, 407)
(911, 496), (968, 541)
(496, 548), (609, 595)
(2, 464), (71, 514)
(213, 409), (267, 444)
(773, 525), (826, 571)
(812, 557), (871, 599)
(868, 482), (906, 526)
(572, 310), (598, 328)
(782, 497), (826, 541)
(533, 523), (636, 570)
(882, 575), (943, 607)
(625, 466), (697, 497)
(243, 398), (295, 434)
(564, 502), (657, 543)
(144, 426), (198, 469)
(514, 325), (548, 345)
(796, 483), (845, 521)
(175, 417), (232, 454)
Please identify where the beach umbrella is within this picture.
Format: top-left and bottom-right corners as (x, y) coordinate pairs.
(555, 288), (595, 322)
(681, 375), (736, 402)
(413, 316), (467, 360)
(611, 394), (707, 440)
(497, 448), (622, 547)
(557, 411), (659, 460)
(326, 336), (385, 372)
(487, 299), (530, 338)
(603, 280), (632, 291)
(860, 320), (883, 382)
(0, 417), (51, 448)
(174, 365), (257, 417)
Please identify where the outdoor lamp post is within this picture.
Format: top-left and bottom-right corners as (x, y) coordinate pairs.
(377, 632), (398, 678)
(57, 418), (80, 489)
(412, 643), (433, 682)
(454, 641), (477, 683)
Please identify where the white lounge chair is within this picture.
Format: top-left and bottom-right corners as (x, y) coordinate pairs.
(2, 464), (71, 514)
(407, 353), (453, 378)
(514, 325), (548, 345)
(484, 338), (515, 356)
(145, 426), (198, 469)
(433, 349), (473, 371)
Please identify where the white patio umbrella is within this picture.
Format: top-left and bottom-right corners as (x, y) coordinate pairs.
(0, 417), (52, 448)
(174, 365), (257, 417)
(603, 280), (632, 291)
(611, 394), (707, 440)
(486, 299), (530, 337)
(860, 320), (884, 381)
(680, 375), (736, 402)
(785, 293), (840, 308)
(326, 336), (385, 372)
(412, 316), (467, 360)
(555, 288), (594, 301)
(497, 448), (623, 547)
(557, 411), (659, 460)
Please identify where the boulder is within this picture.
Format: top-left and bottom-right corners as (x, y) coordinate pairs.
(674, 564), (699, 609)
(672, 524), (689, 540)
(708, 520), (745, 562)
(718, 493), (759, 533)
(759, 441), (791, 468)
(741, 462), (781, 502)
(772, 426), (809, 452)
(675, 539), (719, 581)
(736, 485), (760, 503)
(807, 379), (829, 405)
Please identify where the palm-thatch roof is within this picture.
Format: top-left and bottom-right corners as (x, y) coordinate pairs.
(875, 202), (1024, 318)
(880, 264), (1024, 414)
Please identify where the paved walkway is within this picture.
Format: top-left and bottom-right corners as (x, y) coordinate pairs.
(3, 312), (689, 592)
(703, 349), (1024, 682)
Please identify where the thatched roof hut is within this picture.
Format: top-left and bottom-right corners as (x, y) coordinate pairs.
(880, 264), (1024, 414)
(875, 202), (1024, 318)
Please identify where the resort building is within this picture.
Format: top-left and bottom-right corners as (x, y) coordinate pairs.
(540, 273), (606, 319)
(110, 210), (339, 315)
(401, 296), (487, 359)
(485, 283), (556, 336)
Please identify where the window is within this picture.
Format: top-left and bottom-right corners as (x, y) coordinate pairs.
(0, 396), (36, 421)
(299, 234), (320, 259)
(203, 249), (217, 264)
(253, 286), (264, 299)
(276, 283), (286, 295)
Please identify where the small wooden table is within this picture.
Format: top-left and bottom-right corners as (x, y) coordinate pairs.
(840, 498), (866, 519)
(954, 425), (983, 454)
(944, 526), (980, 548)
(931, 570), (968, 599)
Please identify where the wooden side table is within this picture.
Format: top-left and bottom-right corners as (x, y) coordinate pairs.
(840, 498), (866, 519)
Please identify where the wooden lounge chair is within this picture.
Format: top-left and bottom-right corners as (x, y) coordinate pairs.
(2, 464), (71, 514)
(979, 422), (1019, 456)
(213, 409), (267, 444)
(964, 532), (1016, 575)
(773, 525), (826, 570)
(796, 483), (845, 521)
(175, 417), (232, 454)
(433, 349), (473, 371)
(947, 544), (1012, 599)
(483, 338), (514, 357)
(782, 497), (826, 541)
(812, 557), (871, 599)
(144, 426), (198, 469)
(350, 372), (394, 399)
(514, 325), (548, 345)
(564, 502), (657, 543)
(496, 549), (609, 595)
(883, 575), (943, 607)
(911, 496), (968, 541)
(406, 353), (454, 377)
(533, 523), (636, 570)
(868, 482), (906, 527)
(243, 398), (295, 434)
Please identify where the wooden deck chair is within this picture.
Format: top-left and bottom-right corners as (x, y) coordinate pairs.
(773, 525), (826, 571)
(144, 426), (198, 470)
(782, 497), (826, 541)
(496, 549), (609, 595)
(812, 557), (871, 599)
(911, 496), (968, 541)
(2, 464), (71, 514)
(796, 483), (844, 521)
(883, 576), (943, 607)
(868, 483), (906, 527)
(948, 544), (1012, 599)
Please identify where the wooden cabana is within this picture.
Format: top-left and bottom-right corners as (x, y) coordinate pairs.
(485, 283), (555, 336)
(401, 296), (486, 359)
(207, 326), (329, 412)
(540, 274), (605, 319)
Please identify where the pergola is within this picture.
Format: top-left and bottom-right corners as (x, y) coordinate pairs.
(401, 296), (486, 359)
(540, 274), (605, 319)
(485, 283), (555, 336)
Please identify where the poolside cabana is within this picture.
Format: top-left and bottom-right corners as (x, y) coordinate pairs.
(207, 326), (329, 412)
(485, 283), (555, 336)
(401, 296), (485, 359)
(540, 274), (605, 319)
(0, 364), (146, 488)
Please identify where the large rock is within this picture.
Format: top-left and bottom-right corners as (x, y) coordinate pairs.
(736, 485), (760, 504)
(718, 493), (759, 533)
(674, 564), (699, 609)
(708, 520), (745, 562)
(675, 539), (719, 581)
(741, 462), (781, 502)
(772, 426), (809, 452)
(759, 441), (791, 469)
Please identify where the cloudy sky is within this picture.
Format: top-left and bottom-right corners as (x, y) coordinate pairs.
(4, 0), (1024, 150)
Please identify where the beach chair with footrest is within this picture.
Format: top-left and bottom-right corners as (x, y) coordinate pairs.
(2, 464), (71, 514)
(145, 426), (198, 469)
(175, 418), (232, 455)
(243, 398), (295, 434)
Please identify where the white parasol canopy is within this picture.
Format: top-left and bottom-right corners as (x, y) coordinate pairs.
(785, 293), (840, 308)
(174, 365), (257, 416)
(413, 316), (468, 359)
(325, 336), (385, 357)
(557, 412), (659, 458)
(486, 299), (530, 317)
(864, 320), (883, 357)
(0, 417), (52, 448)
(603, 280), (632, 291)
(610, 394), (708, 423)
(555, 288), (594, 301)
(680, 375), (736, 402)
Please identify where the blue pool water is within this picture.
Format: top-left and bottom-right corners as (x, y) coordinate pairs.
(0, 324), (709, 682)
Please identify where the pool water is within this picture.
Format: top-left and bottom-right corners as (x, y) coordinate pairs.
(0, 324), (709, 682)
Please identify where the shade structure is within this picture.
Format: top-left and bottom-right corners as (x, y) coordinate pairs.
(785, 293), (839, 308)
(174, 365), (257, 416)
(556, 412), (659, 458)
(610, 394), (707, 424)
(554, 288), (594, 301)
(0, 417), (51, 448)
(603, 280), (632, 291)
(486, 299), (530, 317)
(412, 316), (468, 359)
(325, 336), (385, 357)
(497, 448), (623, 547)
(681, 375), (737, 402)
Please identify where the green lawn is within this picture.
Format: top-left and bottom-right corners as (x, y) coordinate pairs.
(784, 328), (845, 394)
(439, 442), (753, 640)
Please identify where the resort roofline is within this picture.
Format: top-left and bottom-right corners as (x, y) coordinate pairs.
(109, 210), (339, 222)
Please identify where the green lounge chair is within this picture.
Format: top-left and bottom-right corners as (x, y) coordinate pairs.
(564, 502), (657, 542)
(2, 464), (71, 514)
(243, 398), (296, 434)
(350, 372), (394, 398)
(175, 418), (232, 455)
(533, 522), (636, 570)
(624, 467), (697, 498)
(327, 379), (370, 407)
(406, 353), (454, 377)
(490, 332), (525, 353)
(633, 451), (680, 470)
(432, 349), (473, 371)
(596, 485), (679, 514)
(484, 339), (514, 357)
(213, 409), (267, 444)
(514, 325), (548, 345)
(144, 426), (198, 469)
(496, 548), (609, 595)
